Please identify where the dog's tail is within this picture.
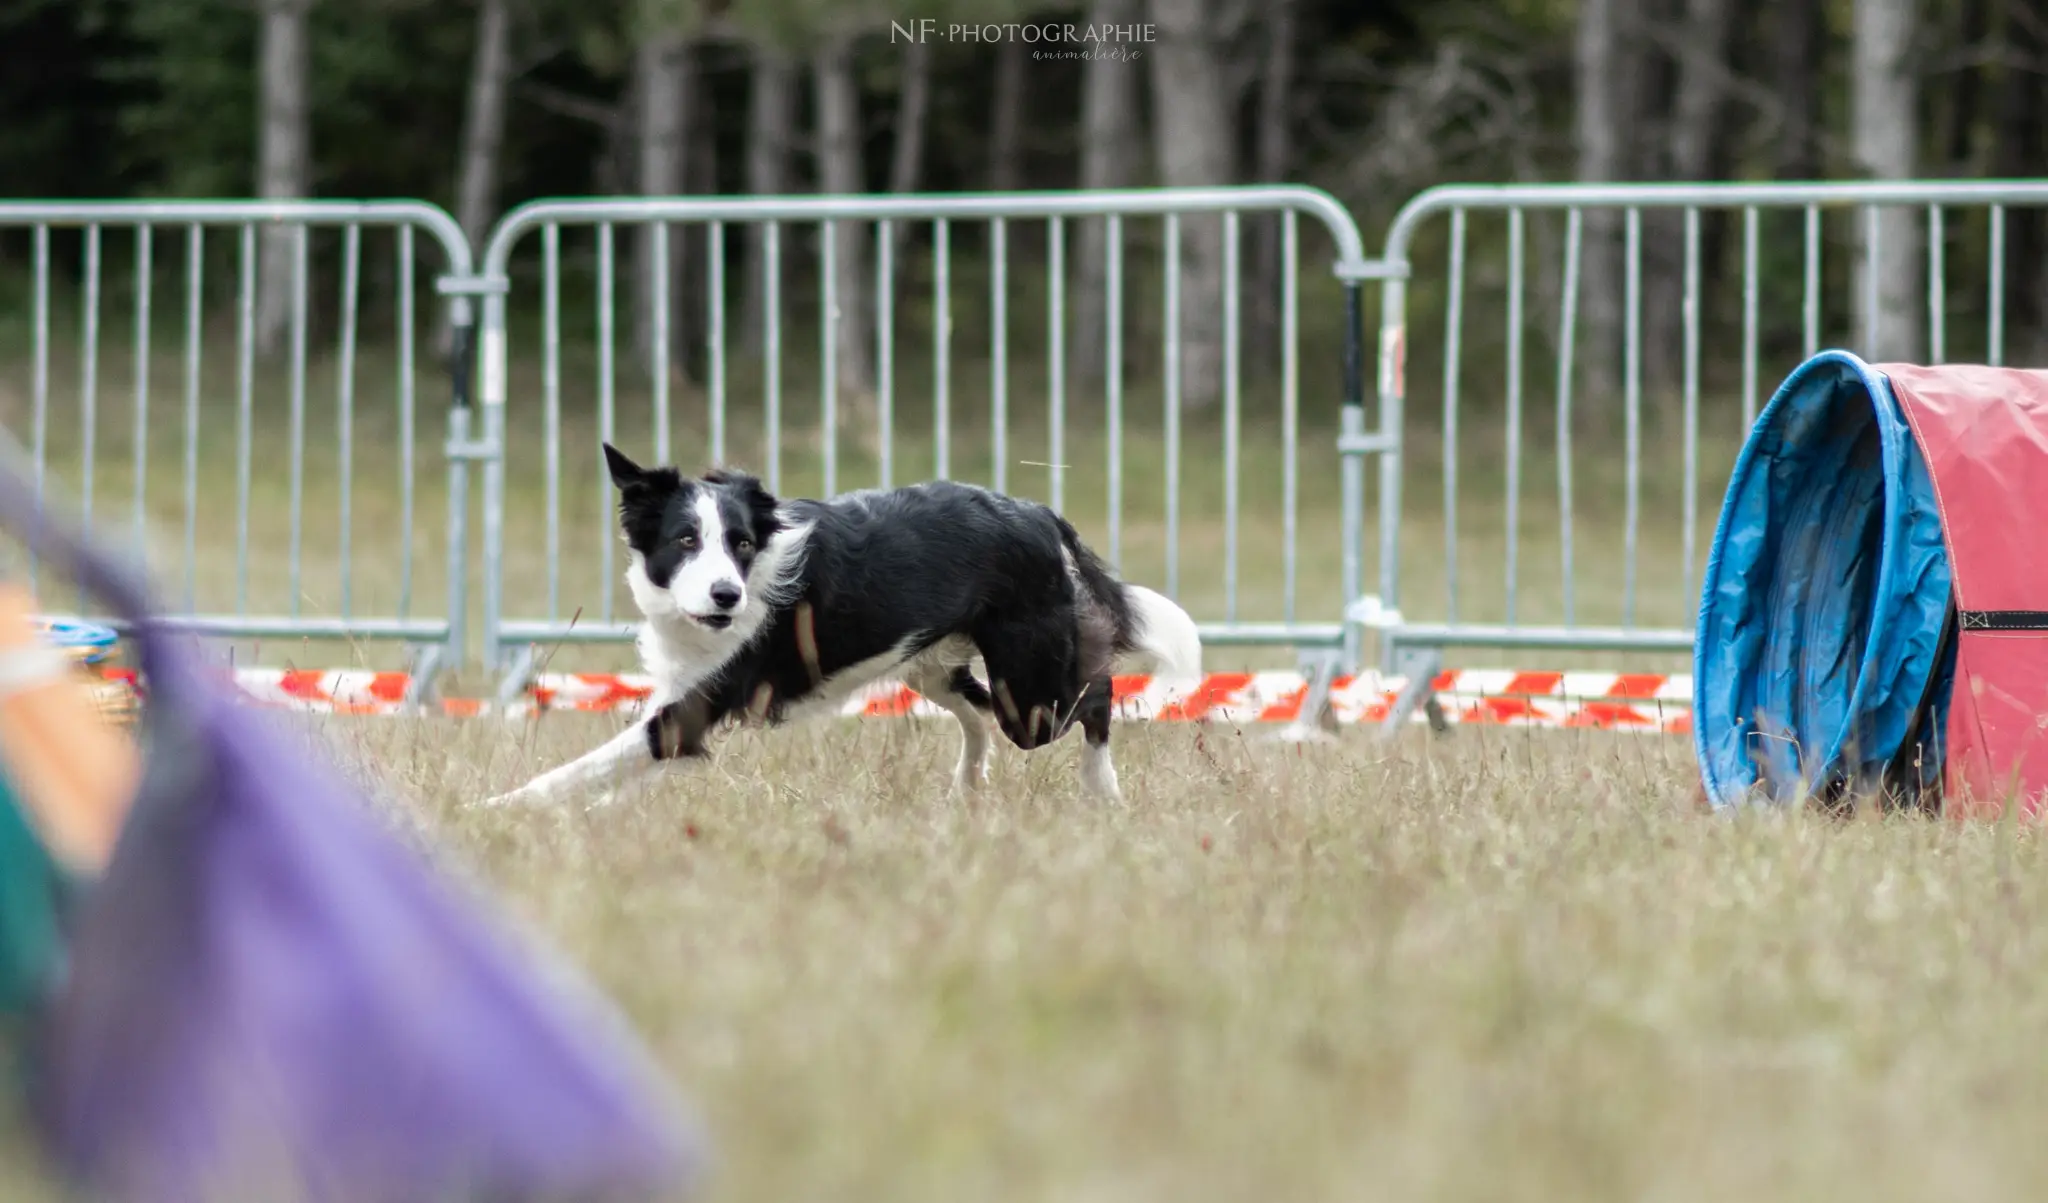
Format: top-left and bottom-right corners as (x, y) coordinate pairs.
(1117, 584), (1203, 678)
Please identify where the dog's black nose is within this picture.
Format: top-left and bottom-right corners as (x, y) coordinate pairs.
(709, 582), (742, 611)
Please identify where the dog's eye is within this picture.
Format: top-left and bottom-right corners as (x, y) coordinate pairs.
(734, 537), (753, 554)
(678, 533), (698, 550)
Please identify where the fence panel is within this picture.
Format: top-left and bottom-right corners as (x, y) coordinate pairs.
(0, 201), (477, 690)
(473, 188), (1377, 688)
(1364, 180), (2048, 707)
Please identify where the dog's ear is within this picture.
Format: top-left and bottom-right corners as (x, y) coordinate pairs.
(603, 443), (647, 492)
(704, 467), (782, 534)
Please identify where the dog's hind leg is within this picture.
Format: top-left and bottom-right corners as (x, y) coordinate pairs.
(481, 691), (717, 808)
(910, 665), (994, 794)
(1075, 675), (1121, 801)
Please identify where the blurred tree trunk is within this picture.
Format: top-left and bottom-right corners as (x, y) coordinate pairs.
(1249, 0), (1298, 371)
(886, 38), (932, 308)
(455, 0), (512, 251)
(1854, 0), (1923, 361)
(1993, 0), (2048, 357)
(634, 31), (690, 374)
(256, 0), (313, 357)
(813, 31), (873, 397)
(1638, 0), (1734, 402)
(1771, 0), (1827, 178)
(1148, 0), (1237, 410)
(1940, 0), (1993, 171)
(1074, 0), (1141, 386)
(443, 0), (512, 356)
(1670, 0), (1735, 188)
(988, 40), (1026, 190)
(1574, 0), (1624, 405)
(680, 54), (719, 383)
(740, 44), (795, 352)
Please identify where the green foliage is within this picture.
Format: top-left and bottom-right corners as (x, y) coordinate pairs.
(73, 0), (475, 199)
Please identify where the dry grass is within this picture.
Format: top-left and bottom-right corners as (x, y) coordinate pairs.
(10, 712), (2024, 1203)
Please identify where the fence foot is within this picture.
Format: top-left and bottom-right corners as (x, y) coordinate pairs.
(1377, 647), (1449, 742)
(403, 643), (448, 711)
(493, 645), (539, 711)
(1271, 652), (1344, 744)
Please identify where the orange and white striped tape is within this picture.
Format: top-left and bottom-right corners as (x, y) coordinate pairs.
(106, 667), (1695, 732)
(511, 668), (1695, 732)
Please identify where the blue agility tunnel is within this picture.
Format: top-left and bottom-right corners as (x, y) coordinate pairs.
(1693, 351), (1954, 809)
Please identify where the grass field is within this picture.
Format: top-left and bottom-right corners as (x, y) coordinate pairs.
(16, 714), (2048, 1202)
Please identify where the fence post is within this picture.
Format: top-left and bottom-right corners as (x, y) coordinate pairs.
(1337, 280), (1367, 670)
(442, 293), (475, 675)
(477, 279), (509, 675)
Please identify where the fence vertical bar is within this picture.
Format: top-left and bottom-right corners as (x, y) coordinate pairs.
(1106, 214), (1124, 569)
(764, 221), (781, 493)
(820, 220), (837, 497)
(599, 222), (617, 622)
(652, 221), (671, 466)
(1862, 205), (1879, 354)
(1927, 205), (1945, 364)
(1557, 208), (1581, 625)
(1359, 267), (1382, 670)
(78, 223), (100, 613)
(287, 225), (308, 618)
(1803, 205), (1821, 357)
(1741, 206), (1759, 430)
(543, 223), (562, 621)
(80, 224), (100, 550)
(1048, 215), (1066, 513)
(876, 221), (893, 488)
(337, 224), (360, 618)
(1989, 206), (2006, 367)
(1163, 213), (1182, 599)
(1281, 210), (1299, 624)
(1223, 210), (1241, 621)
(991, 217), (1008, 495)
(709, 221), (727, 465)
(235, 225), (254, 614)
(182, 225), (202, 612)
(1504, 208), (1524, 625)
(1623, 207), (1641, 628)
(451, 260), (482, 680)
(1682, 207), (1700, 607)
(1442, 209), (1466, 623)
(29, 226), (49, 594)
(396, 226), (416, 620)
(131, 225), (151, 564)
(934, 218), (951, 481)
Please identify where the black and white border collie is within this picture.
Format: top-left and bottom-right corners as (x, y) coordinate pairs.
(482, 443), (1202, 808)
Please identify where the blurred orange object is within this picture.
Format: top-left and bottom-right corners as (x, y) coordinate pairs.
(0, 586), (139, 874)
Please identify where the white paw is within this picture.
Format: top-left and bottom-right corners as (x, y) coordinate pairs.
(952, 760), (990, 795)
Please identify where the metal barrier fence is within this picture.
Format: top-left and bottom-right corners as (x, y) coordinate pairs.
(19, 181), (2041, 719)
(0, 201), (479, 695)
(473, 187), (1379, 695)
(1363, 180), (2048, 728)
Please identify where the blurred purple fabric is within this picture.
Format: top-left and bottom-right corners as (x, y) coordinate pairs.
(0, 441), (704, 1201)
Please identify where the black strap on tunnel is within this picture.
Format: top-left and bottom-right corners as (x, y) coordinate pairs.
(1958, 610), (2048, 631)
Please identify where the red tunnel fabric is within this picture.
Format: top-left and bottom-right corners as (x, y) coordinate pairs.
(1883, 363), (2048, 818)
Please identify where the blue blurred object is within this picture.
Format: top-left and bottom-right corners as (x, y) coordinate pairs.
(29, 617), (117, 666)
